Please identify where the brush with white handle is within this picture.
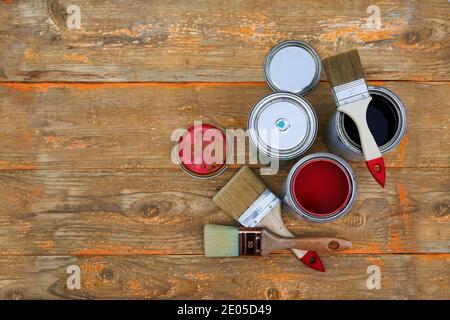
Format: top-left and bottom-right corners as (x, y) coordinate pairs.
(323, 50), (386, 187)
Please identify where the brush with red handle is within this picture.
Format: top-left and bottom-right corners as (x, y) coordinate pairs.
(204, 224), (352, 257)
(323, 50), (386, 187)
(213, 166), (325, 271)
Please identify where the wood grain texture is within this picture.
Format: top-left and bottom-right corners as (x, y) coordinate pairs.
(0, 0), (448, 82)
(0, 168), (448, 255)
(0, 81), (448, 170)
(0, 0), (449, 300)
(0, 254), (448, 299)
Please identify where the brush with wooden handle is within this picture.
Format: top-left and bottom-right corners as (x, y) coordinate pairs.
(213, 166), (325, 271)
(323, 50), (386, 187)
(204, 224), (352, 257)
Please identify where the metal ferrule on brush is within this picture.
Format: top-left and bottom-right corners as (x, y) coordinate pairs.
(238, 228), (262, 255)
(238, 189), (280, 227)
(332, 79), (370, 107)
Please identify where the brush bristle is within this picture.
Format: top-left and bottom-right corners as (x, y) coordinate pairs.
(322, 49), (365, 87)
(204, 224), (239, 257)
(212, 166), (266, 220)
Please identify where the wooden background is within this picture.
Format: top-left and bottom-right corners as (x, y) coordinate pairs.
(0, 0), (448, 299)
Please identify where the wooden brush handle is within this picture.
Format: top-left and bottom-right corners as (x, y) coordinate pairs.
(272, 237), (352, 252)
(338, 98), (382, 161)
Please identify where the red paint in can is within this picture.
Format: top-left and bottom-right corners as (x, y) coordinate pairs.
(178, 123), (228, 178)
(292, 158), (351, 216)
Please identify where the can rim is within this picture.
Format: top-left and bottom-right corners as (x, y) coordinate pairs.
(285, 153), (358, 223)
(177, 122), (231, 179)
(248, 92), (318, 160)
(264, 40), (322, 96)
(336, 85), (408, 156)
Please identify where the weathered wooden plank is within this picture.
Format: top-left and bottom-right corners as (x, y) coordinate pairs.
(0, 254), (448, 299)
(0, 82), (448, 170)
(0, 0), (448, 82)
(0, 168), (448, 255)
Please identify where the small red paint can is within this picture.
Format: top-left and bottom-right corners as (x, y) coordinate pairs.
(283, 153), (357, 222)
(175, 122), (230, 179)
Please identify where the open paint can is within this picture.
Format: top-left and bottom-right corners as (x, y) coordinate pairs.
(326, 86), (407, 161)
(176, 122), (230, 179)
(248, 41), (321, 161)
(283, 153), (357, 223)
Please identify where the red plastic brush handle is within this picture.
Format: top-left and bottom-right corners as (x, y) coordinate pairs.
(338, 98), (386, 188)
(366, 157), (386, 188)
(300, 251), (325, 272)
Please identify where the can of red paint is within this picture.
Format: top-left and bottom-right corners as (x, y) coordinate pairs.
(248, 40), (321, 162)
(325, 86), (407, 161)
(283, 153), (357, 223)
(176, 122), (230, 179)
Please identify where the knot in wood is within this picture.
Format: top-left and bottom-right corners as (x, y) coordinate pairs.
(99, 267), (115, 281)
(405, 31), (420, 44)
(266, 287), (281, 300)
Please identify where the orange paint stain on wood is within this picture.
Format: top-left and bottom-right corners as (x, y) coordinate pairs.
(79, 261), (106, 290)
(391, 135), (409, 166)
(365, 255), (385, 267)
(414, 253), (450, 261)
(127, 277), (155, 298)
(17, 220), (32, 238)
(0, 83), (52, 93)
(44, 135), (62, 148)
(0, 160), (35, 170)
(37, 240), (54, 251)
(368, 81), (385, 86)
(24, 49), (34, 60)
(398, 183), (408, 206)
(0, 82), (265, 93)
(62, 53), (90, 63)
(384, 182), (415, 253)
(80, 261), (105, 273)
(319, 18), (408, 46)
(387, 231), (406, 253)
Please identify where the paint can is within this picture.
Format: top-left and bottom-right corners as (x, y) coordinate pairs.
(264, 40), (321, 95)
(284, 152), (358, 223)
(176, 122), (231, 179)
(325, 86), (408, 161)
(248, 92), (318, 161)
(248, 41), (321, 162)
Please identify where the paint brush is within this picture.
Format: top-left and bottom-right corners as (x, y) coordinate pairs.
(213, 166), (325, 271)
(204, 224), (352, 257)
(323, 50), (386, 187)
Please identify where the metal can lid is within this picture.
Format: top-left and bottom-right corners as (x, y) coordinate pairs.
(178, 123), (228, 178)
(248, 92), (317, 160)
(264, 41), (321, 96)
